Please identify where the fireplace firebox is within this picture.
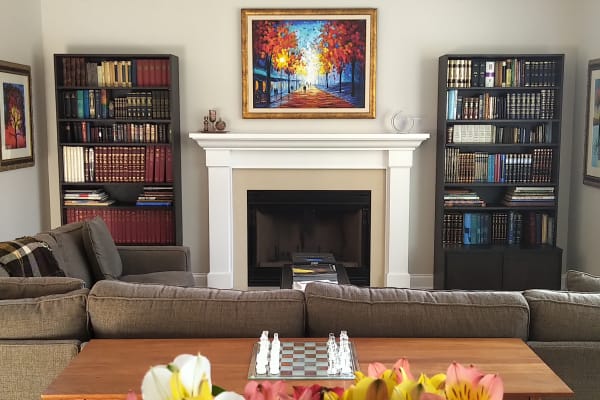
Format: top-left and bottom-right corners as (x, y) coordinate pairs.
(247, 190), (370, 286)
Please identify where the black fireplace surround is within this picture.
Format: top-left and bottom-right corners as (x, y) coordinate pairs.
(247, 190), (370, 286)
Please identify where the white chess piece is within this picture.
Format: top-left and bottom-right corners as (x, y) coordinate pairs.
(269, 332), (281, 374)
(256, 331), (270, 374)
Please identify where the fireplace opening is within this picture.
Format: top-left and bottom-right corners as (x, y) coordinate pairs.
(247, 190), (370, 287)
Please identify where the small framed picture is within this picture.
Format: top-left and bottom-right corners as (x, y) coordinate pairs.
(584, 58), (600, 187)
(241, 8), (377, 119)
(0, 60), (34, 171)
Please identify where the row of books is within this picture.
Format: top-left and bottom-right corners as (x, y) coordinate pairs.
(62, 145), (172, 183)
(444, 189), (486, 207)
(66, 208), (175, 245)
(444, 148), (553, 183)
(60, 90), (170, 120)
(443, 211), (555, 246)
(136, 186), (174, 207)
(446, 58), (559, 88)
(61, 122), (170, 144)
(446, 124), (552, 144)
(61, 57), (171, 88)
(63, 188), (115, 207)
(503, 186), (555, 207)
(447, 90), (556, 120)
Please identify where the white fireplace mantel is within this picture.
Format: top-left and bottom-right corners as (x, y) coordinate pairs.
(189, 132), (430, 288)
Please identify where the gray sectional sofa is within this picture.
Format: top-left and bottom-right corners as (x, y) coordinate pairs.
(2, 278), (599, 400)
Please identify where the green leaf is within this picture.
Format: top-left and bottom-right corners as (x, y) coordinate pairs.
(212, 385), (226, 396)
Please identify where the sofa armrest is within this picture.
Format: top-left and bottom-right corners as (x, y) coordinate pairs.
(117, 246), (191, 275)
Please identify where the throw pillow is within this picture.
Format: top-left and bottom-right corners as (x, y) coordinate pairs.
(0, 237), (64, 277)
(82, 216), (122, 280)
(566, 269), (600, 292)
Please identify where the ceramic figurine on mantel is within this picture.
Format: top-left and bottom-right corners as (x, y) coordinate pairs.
(201, 109), (228, 133)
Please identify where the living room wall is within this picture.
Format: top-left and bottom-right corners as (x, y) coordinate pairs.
(566, 0), (600, 276)
(0, 0), (48, 239)
(35, 0), (584, 284)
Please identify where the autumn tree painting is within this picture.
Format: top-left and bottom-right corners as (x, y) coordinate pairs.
(3, 83), (27, 149)
(245, 9), (375, 117)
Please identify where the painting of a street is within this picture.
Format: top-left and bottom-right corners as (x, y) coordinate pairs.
(242, 9), (376, 118)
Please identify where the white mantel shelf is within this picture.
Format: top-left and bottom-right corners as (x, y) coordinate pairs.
(189, 132), (430, 149)
(189, 132), (430, 289)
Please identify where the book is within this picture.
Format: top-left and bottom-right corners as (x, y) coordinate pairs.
(292, 264), (338, 282)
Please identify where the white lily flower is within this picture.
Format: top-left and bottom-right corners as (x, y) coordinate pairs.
(141, 353), (218, 400)
(215, 391), (245, 400)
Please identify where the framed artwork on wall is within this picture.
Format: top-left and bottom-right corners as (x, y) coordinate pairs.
(584, 58), (600, 187)
(0, 60), (33, 171)
(241, 8), (377, 119)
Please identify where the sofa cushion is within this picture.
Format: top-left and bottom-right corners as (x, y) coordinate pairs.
(566, 269), (600, 292)
(119, 271), (196, 287)
(0, 288), (89, 340)
(0, 237), (64, 277)
(82, 216), (122, 280)
(524, 289), (600, 341)
(0, 277), (85, 300)
(304, 282), (530, 339)
(0, 340), (81, 400)
(88, 280), (305, 338)
(37, 222), (94, 287)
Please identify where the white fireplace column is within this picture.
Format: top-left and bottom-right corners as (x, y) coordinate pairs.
(189, 133), (429, 289)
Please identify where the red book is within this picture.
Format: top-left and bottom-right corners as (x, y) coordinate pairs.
(161, 59), (167, 86)
(153, 146), (162, 183)
(165, 146), (173, 183)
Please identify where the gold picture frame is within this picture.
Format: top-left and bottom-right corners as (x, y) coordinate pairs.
(241, 8), (377, 119)
(0, 60), (34, 171)
(584, 58), (600, 187)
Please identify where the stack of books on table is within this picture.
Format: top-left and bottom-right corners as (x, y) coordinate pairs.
(63, 188), (115, 206)
(136, 186), (173, 207)
(503, 186), (555, 207)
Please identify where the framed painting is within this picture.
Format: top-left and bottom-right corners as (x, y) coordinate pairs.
(584, 58), (600, 187)
(0, 60), (33, 171)
(241, 8), (377, 119)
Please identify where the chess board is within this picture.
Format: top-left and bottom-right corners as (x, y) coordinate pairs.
(248, 341), (359, 380)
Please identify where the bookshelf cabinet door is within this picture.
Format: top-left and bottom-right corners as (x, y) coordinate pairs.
(503, 247), (562, 290)
(445, 250), (503, 290)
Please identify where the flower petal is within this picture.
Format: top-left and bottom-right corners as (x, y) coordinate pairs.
(478, 374), (504, 400)
(368, 362), (388, 378)
(179, 354), (212, 396)
(215, 391), (246, 400)
(141, 366), (172, 400)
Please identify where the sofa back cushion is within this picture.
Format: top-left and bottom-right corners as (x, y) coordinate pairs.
(0, 288), (89, 340)
(36, 222), (94, 287)
(304, 282), (530, 339)
(566, 269), (600, 292)
(0, 277), (85, 299)
(88, 280), (306, 338)
(82, 216), (122, 280)
(524, 289), (600, 341)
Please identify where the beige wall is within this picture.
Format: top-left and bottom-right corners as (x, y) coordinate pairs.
(232, 169), (385, 289)
(566, 0), (600, 276)
(37, 0), (582, 282)
(0, 0), (47, 239)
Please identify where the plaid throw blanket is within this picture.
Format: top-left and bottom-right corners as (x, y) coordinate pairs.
(0, 236), (64, 277)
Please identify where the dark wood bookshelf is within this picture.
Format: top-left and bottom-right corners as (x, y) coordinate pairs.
(434, 54), (564, 290)
(54, 54), (182, 245)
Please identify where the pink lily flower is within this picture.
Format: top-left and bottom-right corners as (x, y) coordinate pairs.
(244, 380), (290, 400)
(445, 362), (503, 400)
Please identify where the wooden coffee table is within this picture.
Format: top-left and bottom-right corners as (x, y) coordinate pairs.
(41, 338), (573, 400)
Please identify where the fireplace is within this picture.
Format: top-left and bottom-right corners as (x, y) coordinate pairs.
(188, 132), (429, 289)
(247, 190), (371, 286)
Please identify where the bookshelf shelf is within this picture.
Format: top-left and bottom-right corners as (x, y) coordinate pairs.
(434, 54), (564, 290)
(54, 54), (182, 246)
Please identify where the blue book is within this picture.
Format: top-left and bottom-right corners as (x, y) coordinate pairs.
(83, 89), (90, 118)
(463, 213), (471, 245)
